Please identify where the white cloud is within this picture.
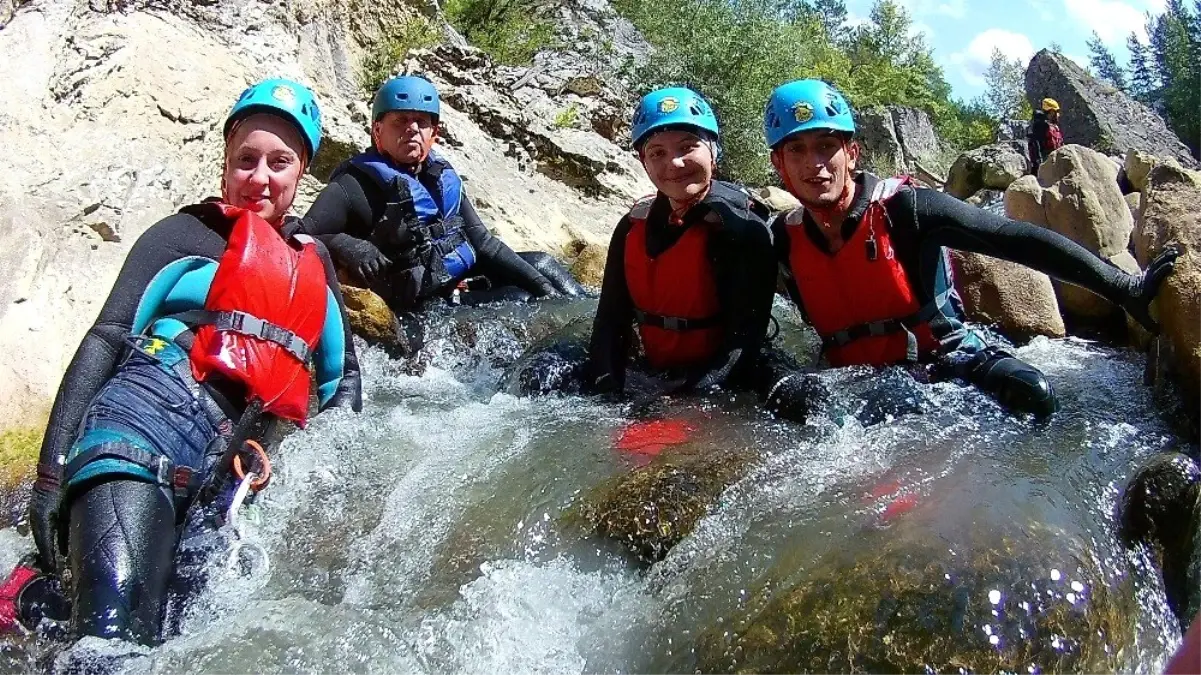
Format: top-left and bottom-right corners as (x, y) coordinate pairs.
(1063, 0), (1154, 44)
(896, 0), (968, 18)
(948, 29), (1036, 87)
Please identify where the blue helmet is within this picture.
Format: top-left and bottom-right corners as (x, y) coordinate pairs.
(764, 79), (855, 149)
(373, 76), (440, 123)
(225, 78), (322, 159)
(631, 86), (720, 149)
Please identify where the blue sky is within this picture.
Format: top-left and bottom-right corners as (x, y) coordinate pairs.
(844, 0), (1167, 101)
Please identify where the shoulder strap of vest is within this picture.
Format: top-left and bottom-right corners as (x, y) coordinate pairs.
(628, 194), (657, 221)
(869, 175), (913, 204)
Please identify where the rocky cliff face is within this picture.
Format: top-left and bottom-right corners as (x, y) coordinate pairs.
(1025, 49), (1197, 167)
(0, 0), (651, 430)
(856, 105), (947, 181)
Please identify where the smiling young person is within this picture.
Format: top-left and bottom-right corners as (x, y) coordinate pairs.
(585, 87), (777, 397)
(764, 79), (1178, 417)
(18, 78), (361, 647)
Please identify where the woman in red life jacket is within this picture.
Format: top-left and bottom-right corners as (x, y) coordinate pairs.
(585, 87), (777, 399)
(11, 79), (362, 649)
(763, 79), (1177, 418)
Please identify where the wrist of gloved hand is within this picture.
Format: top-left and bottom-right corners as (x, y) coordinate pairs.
(1122, 244), (1181, 333)
(28, 485), (61, 576)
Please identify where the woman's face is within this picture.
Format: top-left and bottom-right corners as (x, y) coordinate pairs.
(222, 113), (307, 225)
(640, 130), (716, 203)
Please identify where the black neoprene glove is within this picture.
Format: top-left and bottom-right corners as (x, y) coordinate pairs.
(28, 479), (61, 575)
(1122, 245), (1181, 333)
(327, 234), (391, 286)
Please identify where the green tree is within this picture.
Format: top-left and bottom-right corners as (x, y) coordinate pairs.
(982, 47), (1025, 119)
(1087, 31), (1128, 90)
(1126, 32), (1158, 104)
(614, 0), (998, 182)
(1147, 0), (1199, 156)
(443, 0), (557, 66)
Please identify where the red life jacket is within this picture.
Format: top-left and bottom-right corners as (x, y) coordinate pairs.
(187, 203), (328, 424)
(1046, 122), (1064, 151)
(782, 177), (941, 367)
(623, 195), (723, 370)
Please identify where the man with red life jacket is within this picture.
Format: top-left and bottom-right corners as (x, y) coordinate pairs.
(1028, 98), (1065, 174)
(763, 79), (1178, 418)
(302, 75), (584, 348)
(586, 87), (778, 398)
(13, 80), (361, 647)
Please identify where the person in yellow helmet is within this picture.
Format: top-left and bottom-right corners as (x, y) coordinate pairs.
(1028, 97), (1064, 173)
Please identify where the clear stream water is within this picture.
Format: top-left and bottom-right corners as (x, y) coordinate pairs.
(0, 298), (1193, 674)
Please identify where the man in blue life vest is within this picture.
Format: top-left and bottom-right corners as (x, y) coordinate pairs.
(763, 79), (1178, 418)
(302, 75), (584, 327)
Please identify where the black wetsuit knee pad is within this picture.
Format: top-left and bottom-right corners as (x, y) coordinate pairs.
(971, 351), (1059, 418)
(517, 251), (587, 296)
(67, 478), (178, 645)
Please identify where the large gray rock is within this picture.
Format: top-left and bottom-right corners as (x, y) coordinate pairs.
(995, 119), (1029, 143)
(1025, 49), (1197, 168)
(855, 105), (946, 179)
(946, 143), (1030, 199)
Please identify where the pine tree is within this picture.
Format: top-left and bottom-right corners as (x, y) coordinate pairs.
(1127, 32), (1158, 104)
(812, 0), (847, 37)
(1087, 31), (1129, 90)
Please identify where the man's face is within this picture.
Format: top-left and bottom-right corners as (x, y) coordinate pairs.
(770, 129), (859, 210)
(372, 110), (438, 165)
(639, 130), (716, 203)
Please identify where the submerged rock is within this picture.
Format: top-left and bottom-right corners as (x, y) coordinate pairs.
(1121, 452), (1201, 631)
(565, 446), (755, 565)
(697, 521), (1138, 674)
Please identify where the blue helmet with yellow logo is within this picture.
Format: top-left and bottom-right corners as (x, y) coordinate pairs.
(631, 86), (720, 150)
(225, 78), (323, 159)
(373, 76), (440, 123)
(763, 79), (855, 149)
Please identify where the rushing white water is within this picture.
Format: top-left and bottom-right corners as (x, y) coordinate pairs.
(0, 299), (1193, 674)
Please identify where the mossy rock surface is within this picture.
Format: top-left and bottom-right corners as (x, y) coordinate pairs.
(1, 425), (41, 490)
(696, 523), (1137, 674)
(565, 446), (754, 565)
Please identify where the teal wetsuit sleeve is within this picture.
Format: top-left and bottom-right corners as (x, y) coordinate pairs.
(310, 236), (363, 412)
(315, 287), (346, 406)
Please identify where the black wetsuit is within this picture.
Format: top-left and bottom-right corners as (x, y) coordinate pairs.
(302, 154), (579, 309)
(772, 172), (1143, 416)
(28, 205), (362, 645)
(587, 181), (778, 394)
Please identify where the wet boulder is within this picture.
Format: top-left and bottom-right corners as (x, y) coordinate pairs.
(569, 240), (608, 288)
(1006, 145), (1137, 329)
(946, 143), (1030, 200)
(565, 446), (755, 565)
(696, 522), (1137, 673)
(753, 186), (799, 213)
(1131, 163), (1201, 412)
(339, 285), (408, 352)
(500, 317), (592, 396)
(951, 250), (1066, 341)
(1120, 452), (1201, 631)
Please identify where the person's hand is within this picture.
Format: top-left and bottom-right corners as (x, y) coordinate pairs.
(28, 480), (61, 576)
(331, 237), (391, 285)
(1123, 244), (1181, 332)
